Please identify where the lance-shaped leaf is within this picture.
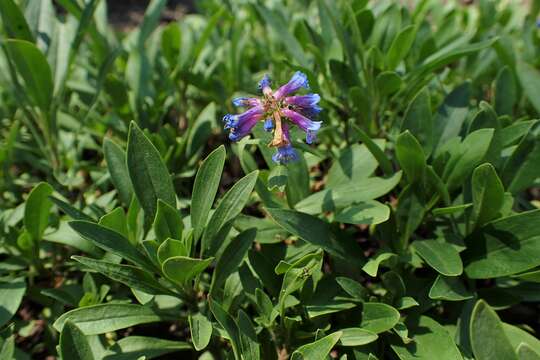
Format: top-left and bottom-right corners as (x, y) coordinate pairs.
(69, 220), (156, 272)
(127, 122), (176, 225)
(267, 208), (362, 263)
(470, 163), (504, 229)
(191, 145), (225, 241)
(210, 228), (256, 295)
(24, 182), (53, 241)
(5, 39), (53, 111)
(103, 138), (133, 206)
(60, 322), (94, 360)
(189, 313), (212, 351)
(72, 256), (174, 296)
(201, 170), (258, 256)
(54, 304), (170, 335)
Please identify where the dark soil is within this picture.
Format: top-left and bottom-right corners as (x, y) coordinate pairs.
(107, 0), (196, 30)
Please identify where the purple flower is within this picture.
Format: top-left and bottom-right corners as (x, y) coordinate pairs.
(223, 106), (264, 141)
(223, 71), (322, 164)
(274, 71), (309, 99)
(232, 97), (261, 107)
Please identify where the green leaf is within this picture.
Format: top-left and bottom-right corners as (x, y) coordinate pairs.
(336, 277), (368, 300)
(189, 313), (212, 352)
(516, 61), (540, 114)
(398, 88), (433, 155)
(362, 252), (398, 277)
(443, 128), (494, 191)
(268, 164), (288, 192)
(433, 203), (472, 216)
(103, 336), (191, 360)
(518, 343), (540, 360)
(412, 240), (463, 276)
(376, 72), (402, 96)
(72, 256), (173, 296)
(279, 252), (323, 315)
(103, 138), (133, 206)
(391, 316), (463, 360)
(464, 210), (540, 278)
(470, 300), (518, 360)
(186, 103), (216, 160)
(69, 220), (156, 272)
(208, 298), (241, 358)
(5, 39), (53, 111)
(407, 38), (497, 98)
(432, 82), (470, 152)
(254, 5), (308, 68)
(49, 196), (94, 221)
(334, 201), (390, 225)
(136, 0), (167, 45)
(99, 208), (128, 238)
(396, 131), (426, 183)
(339, 328), (378, 346)
(237, 309), (260, 360)
(291, 331), (342, 360)
(153, 200), (182, 243)
(327, 140), (385, 187)
(267, 208), (360, 262)
(501, 122), (540, 193)
(295, 172), (402, 214)
(503, 323), (540, 355)
(191, 145), (225, 241)
(494, 66), (516, 116)
(162, 256), (213, 285)
(0, 335), (15, 360)
(60, 322), (94, 360)
(210, 228), (256, 296)
(24, 182), (53, 241)
(54, 304), (168, 335)
(361, 303), (400, 334)
(201, 170), (258, 256)
(0, 277), (26, 328)
(157, 238), (188, 264)
(161, 23), (181, 68)
(428, 275), (473, 301)
(512, 269), (540, 283)
(126, 122), (176, 224)
(0, 0), (33, 41)
(386, 25), (416, 69)
(470, 163), (504, 229)
(354, 126), (394, 176)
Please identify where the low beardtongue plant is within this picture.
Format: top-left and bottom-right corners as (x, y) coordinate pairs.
(223, 71), (322, 163)
(3, 0), (540, 359)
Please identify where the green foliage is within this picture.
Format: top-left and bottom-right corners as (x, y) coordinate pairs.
(1, 0), (540, 359)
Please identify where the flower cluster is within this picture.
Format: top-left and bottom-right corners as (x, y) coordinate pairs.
(223, 72), (322, 164)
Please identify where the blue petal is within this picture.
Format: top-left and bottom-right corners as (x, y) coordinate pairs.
(222, 114), (237, 129)
(232, 97), (247, 106)
(263, 118), (274, 132)
(258, 74), (272, 90)
(272, 145), (298, 164)
(306, 130), (317, 145)
(290, 71), (309, 89)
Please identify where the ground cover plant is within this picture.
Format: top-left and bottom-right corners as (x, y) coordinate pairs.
(1, 0), (540, 359)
